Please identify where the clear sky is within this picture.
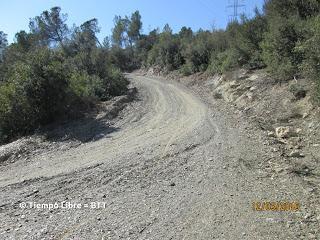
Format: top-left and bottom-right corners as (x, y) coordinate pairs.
(0, 0), (265, 43)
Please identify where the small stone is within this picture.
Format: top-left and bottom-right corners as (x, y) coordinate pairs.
(169, 182), (176, 186)
(304, 213), (312, 219)
(275, 126), (296, 138)
(288, 150), (304, 158)
(275, 167), (284, 173)
(308, 233), (316, 239)
(302, 112), (309, 119)
(267, 131), (275, 137)
(306, 188), (315, 193)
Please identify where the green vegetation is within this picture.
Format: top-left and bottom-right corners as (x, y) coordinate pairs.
(108, 0), (319, 86)
(0, 7), (129, 143)
(1, 1), (319, 143)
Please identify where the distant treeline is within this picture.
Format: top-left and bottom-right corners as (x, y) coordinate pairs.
(0, 0), (319, 143)
(110, 0), (319, 88)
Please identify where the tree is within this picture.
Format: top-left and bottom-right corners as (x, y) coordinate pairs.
(179, 27), (193, 40)
(128, 11), (142, 45)
(29, 6), (69, 49)
(111, 15), (129, 47)
(260, 0), (319, 79)
(264, 0), (320, 20)
(0, 7), (129, 143)
(163, 24), (172, 34)
(0, 31), (8, 59)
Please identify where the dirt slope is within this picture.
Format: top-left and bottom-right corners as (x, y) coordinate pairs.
(0, 74), (318, 239)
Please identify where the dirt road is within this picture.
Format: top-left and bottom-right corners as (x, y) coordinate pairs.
(0, 74), (315, 239)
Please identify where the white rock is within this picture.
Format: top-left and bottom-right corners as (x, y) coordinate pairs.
(275, 126), (296, 138)
(267, 131), (275, 137)
(288, 150), (304, 158)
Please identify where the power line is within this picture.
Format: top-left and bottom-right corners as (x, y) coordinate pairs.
(227, 0), (245, 22)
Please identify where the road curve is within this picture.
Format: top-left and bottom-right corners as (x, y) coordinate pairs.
(0, 74), (306, 240)
(0, 74), (218, 187)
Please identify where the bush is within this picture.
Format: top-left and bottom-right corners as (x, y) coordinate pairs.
(0, 49), (72, 142)
(147, 31), (182, 71)
(69, 71), (104, 99)
(105, 67), (129, 97)
(261, 16), (303, 80)
(179, 63), (193, 76)
(207, 49), (238, 74)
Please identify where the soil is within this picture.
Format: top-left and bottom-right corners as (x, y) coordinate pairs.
(0, 72), (319, 239)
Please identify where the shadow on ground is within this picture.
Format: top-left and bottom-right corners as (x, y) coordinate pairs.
(42, 115), (120, 143)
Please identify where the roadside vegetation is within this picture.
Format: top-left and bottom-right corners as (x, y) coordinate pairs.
(0, 7), (132, 143)
(108, 0), (320, 96)
(0, 0), (319, 143)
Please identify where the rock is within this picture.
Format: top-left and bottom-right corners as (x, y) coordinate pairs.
(304, 213), (312, 219)
(246, 92), (253, 101)
(275, 126), (297, 138)
(248, 74), (259, 81)
(249, 86), (257, 91)
(295, 128), (302, 134)
(308, 233), (316, 239)
(306, 187), (315, 193)
(288, 150), (304, 158)
(229, 81), (239, 88)
(275, 167), (284, 173)
(169, 182), (176, 186)
(267, 131), (275, 137)
(302, 112), (309, 119)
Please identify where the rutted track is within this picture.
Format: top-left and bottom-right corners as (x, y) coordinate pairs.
(0, 75), (217, 187)
(0, 74), (311, 239)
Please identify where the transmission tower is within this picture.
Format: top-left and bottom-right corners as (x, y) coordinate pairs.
(227, 0), (245, 22)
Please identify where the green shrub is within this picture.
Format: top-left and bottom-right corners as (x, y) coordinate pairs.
(261, 16), (303, 80)
(69, 71), (103, 99)
(105, 67), (129, 97)
(179, 63), (193, 76)
(207, 49), (238, 74)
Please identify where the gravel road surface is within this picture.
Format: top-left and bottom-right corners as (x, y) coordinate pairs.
(0, 74), (314, 239)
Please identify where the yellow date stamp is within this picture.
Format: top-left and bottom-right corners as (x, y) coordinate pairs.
(252, 201), (300, 211)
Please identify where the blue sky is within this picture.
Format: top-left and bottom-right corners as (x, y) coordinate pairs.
(0, 0), (265, 43)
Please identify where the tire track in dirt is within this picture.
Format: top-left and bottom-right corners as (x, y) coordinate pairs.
(0, 74), (217, 187)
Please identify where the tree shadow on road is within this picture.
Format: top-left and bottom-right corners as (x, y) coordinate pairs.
(41, 114), (120, 143)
